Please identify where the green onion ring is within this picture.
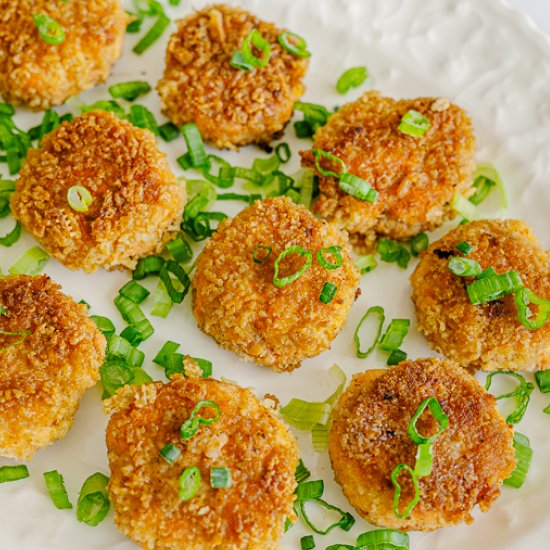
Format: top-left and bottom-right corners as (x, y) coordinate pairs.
(514, 288), (550, 330)
(178, 466), (201, 501)
(273, 245), (312, 287)
(67, 185), (93, 213)
(407, 397), (449, 445)
(312, 149), (347, 179)
(316, 245), (343, 270)
(33, 13), (65, 45)
(391, 463), (420, 519)
(278, 30), (311, 58)
(353, 305), (385, 359)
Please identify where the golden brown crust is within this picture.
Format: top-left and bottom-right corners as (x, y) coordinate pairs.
(410, 219), (550, 371)
(328, 358), (516, 531)
(0, 0), (127, 110)
(105, 376), (299, 550)
(157, 4), (308, 149)
(301, 92), (476, 251)
(11, 110), (185, 273)
(0, 275), (105, 460)
(191, 196), (361, 371)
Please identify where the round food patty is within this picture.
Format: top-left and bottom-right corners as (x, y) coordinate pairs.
(0, 0), (126, 110)
(301, 92), (476, 251)
(0, 275), (105, 460)
(328, 358), (515, 531)
(105, 376), (299, 550)
(157, 4), (308, 149)
(11, 110), (185, 272)
(410, 219), (550, 371)
(192, 196), (360, 371)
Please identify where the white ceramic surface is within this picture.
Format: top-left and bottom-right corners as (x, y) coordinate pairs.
(1, 0), (549, 548)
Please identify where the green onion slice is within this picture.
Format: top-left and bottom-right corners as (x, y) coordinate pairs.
(275, 142), (291, 163)
(105, 333), (144, 367)
(312, 149), (346, 179)
(514, 288), (550, 330)
(210, 467), (232, 489)
(338, 172), (378, 203)
(397, 109), (430, 137)
(295, 459), (311, 483)
(160, 443), (181, 464)
(0, 465), (30, 483)
(296, 480), (324, 501)
(0, 220), (22, 247)
(300, 534), (316, 550)
(100, 360), (136, 398)
(9, 246), (49, 275)
(76, 472), (110, 526)
(456, 240), (474, 255)
(241, 29), (271, 68)
(317, 246), (343, 270)
(391, 463), (420, 518)
(280, 399), (331, 431)
(503, 432), (532, 489)
(181, 123), (207, 168)
(356, 529), (410, 549)
(114, 295), (154, 341)
(158, 121), (180, 142)
(67, 185), (93, 213)
(297, 498), (355, 535)
(179, 466), (201, 501)
(485, 371), (534, 425)
(133, 12), (170, 54)
(33, 13), (65, 45)
(336, 66), (368, 94)
(379, 319), (410, 352)
(43, 470), (72, 509)
(273, 246), (312, 287)
(451, 192), (477, 221)
(448, 256), (482, 277)
(479, 266), (497, 279)
(133, 255), (165, 280)
(181, 400), (221, 440)
(150, 280), (173, 318)
(355, 254), (377, 274)
(407, 397), (449, 445)
(252, 245), (272, 264)
(119, 280), (150, 304)
(414, 443), (434, 477)
(466, 271), (524, 305)
(387, 349), (407, 366)
(410, 233), (429, 257)
(153, 340), (180, 366)
(159, 260), (191, 304)
(278, 30), (311, 58)
(354, 305), (385, 359)
(166, 235), (193, 263)
(472, 163), (507, 209)
(108, 81), (151, 102)
(91, 316), (115, 335)
(535, 371), (550, 393)
(319, 281), (337, 304)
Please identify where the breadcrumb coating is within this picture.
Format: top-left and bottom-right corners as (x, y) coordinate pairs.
(105, 376), (299, 550)
(301, 92), (476, 251)
(11, 110), (185, 273)
(329, 358), (515, 531)
(192, 196), (360, 371)
(0, 275), (105, 460)
(0, 0), (127, 110)
(157, 4), (308, 149)
(410, 219), (550, 371)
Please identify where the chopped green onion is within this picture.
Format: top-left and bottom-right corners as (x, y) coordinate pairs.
(166, 235), (193, 263)
(479, 266), (497, 279)
(295, 459), (311, 483)
(312, 149), (346, 179)
(294, 102), (332, 138)
(472, 163), (507, 209)
(133, 255), (165, 280)
(354, 305), (385, 359)
(43, 470), (72, 509)
(100, 360), (135, 397)
(0, 465), (29, 483)
(391, 463), (420, 518)
(160, 443), (181, 464)
(90, 316), (114, 334)
(379, 319), (410, 352)
(451, 192), (477, 221)
(201, 154), (234, 188)
(311, 422), (329, 452)
(0, 220), (21, 247)
(76, 472), (110, 526)
(179, 466), (201, 501)
(81, 100), (126, 118)
(0, 103), (15, 116)
(275, 143), (291, 163)
(181, 400), (221, 440)
(114, 295), (154, 340)
(356, 529), (409, 549)
(252, 154), (280, 176)
(535, 371), (550, 393)
(33, 13), (65, 45)
(407, 397), (449, 445)
(336, 66), (368, 94)
(273, 245), (312, 287)
(252, 245), (272, 264)
(0, 329), (32, 352)
(280, 399), (331, 431)
(278, 31), (311, 58)
(67, 185), (93, 213)
(153, 340), (180, 366)
(158, 122), (179, 142)
(503, 432), (532, 489)
(159, 260), (191, 303)
(297, 498), (355, 535)
(355, 254), (377, 274)
(398, 110), (430, 137)
(414, 443), (434, 477)
(150, 280), (173, 318)
(544, 404), (550, 415)
(129, 104), (159, 135)
(133, 11), (170, 54)
(108, 81), (151, 102)
(210, 467), (232, 489)
(317, 246), (343, 270)
(320, 281), (337, 304)
(181, 123), (207, 168)
(514, 288), (550, 330)
(9, 246), (49, 275)
(410, 233), (429, 257)
(485, 371), (534, 424)
(448, 256), (482, 277)
(105, 333), (144, 367)
(387, 349), (407, 366)
(466, 271), (523, 305)
(296, 480), (324, 501)
(456, 240), (474, 255)
(338, 173), (378, 203)
(300, 535), (316, 550)
(377, 239), (410, 269)
(294, 168), (315, 208)
(240, 29), (271, 69)
(119, 325), (144, 347)
(119, 280), (150, 304)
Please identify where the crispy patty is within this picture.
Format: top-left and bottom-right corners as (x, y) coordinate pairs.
(105, 376), (299, 550)
(410, 219), (550, 371)
(301, 92), (476, 251)
(0, 0), (126, 110)
(192, 196), (360, 371)
(157, 4), (308, 149)
(0, 275), (105, 460)
(328, 358), (515, 531)
(11, 110), (185, 273)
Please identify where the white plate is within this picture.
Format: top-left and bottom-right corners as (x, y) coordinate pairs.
(1, 0), (549, 548)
